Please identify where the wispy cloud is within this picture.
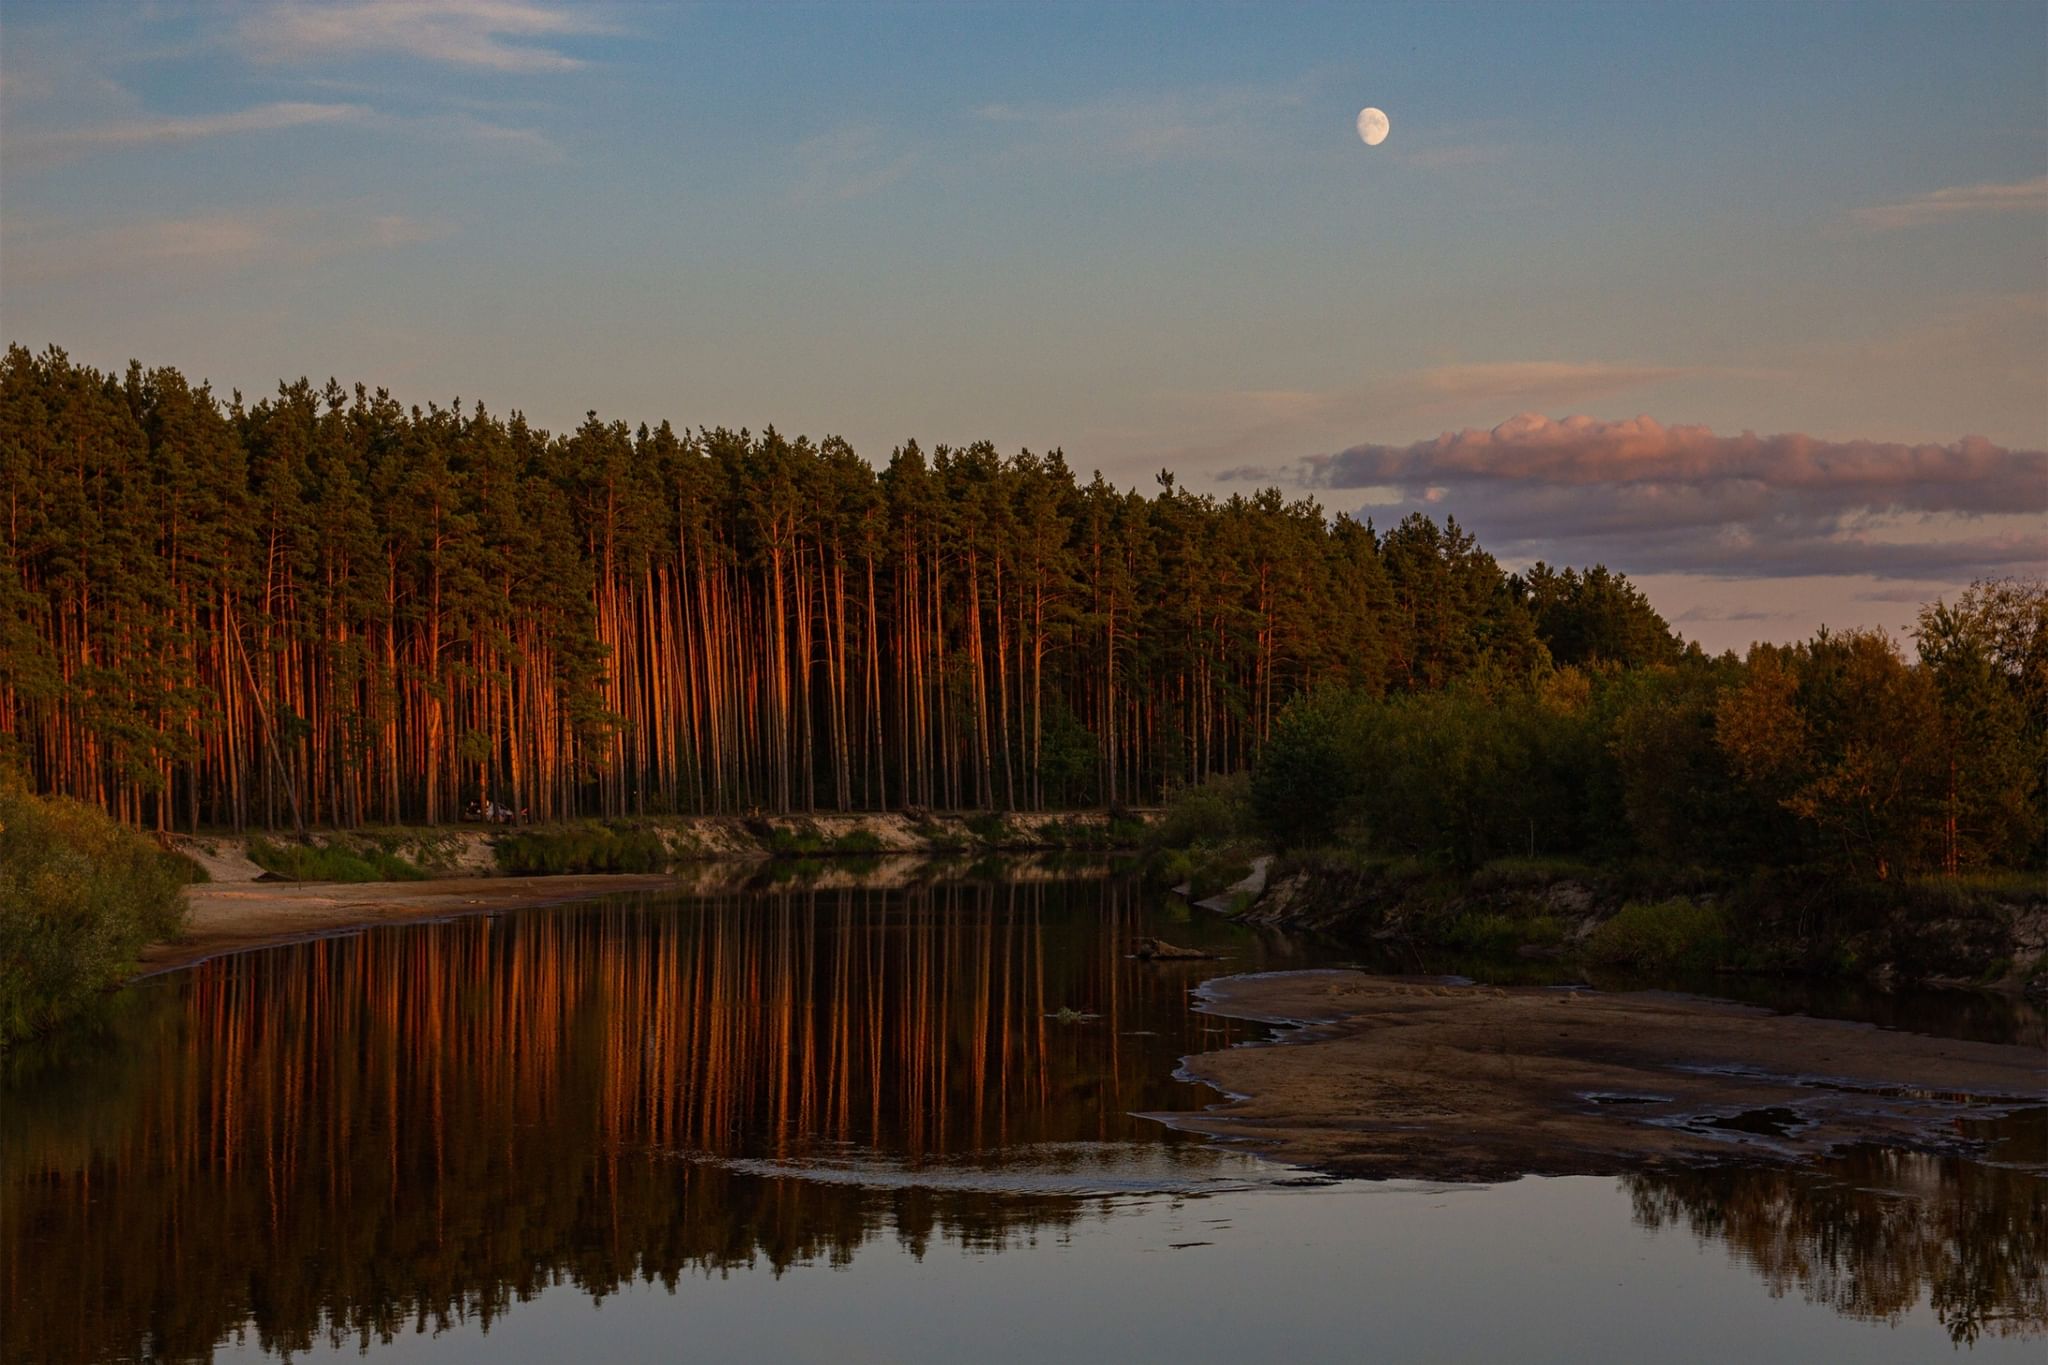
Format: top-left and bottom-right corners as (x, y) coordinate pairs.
(1239, 413), (2048, 581)
(423, 111), (562, 159)
(7, 99), (559, 166)
(11, 100), (369, 158)
(4, 207), (453, 281)
(239, 0), (608, 73)
(788, 126), (918, 206)
(976, 76), (1318, 166)
(1853, 175), (2048, 229)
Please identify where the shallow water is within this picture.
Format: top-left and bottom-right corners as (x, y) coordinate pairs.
(2, 871), (2041, 1363)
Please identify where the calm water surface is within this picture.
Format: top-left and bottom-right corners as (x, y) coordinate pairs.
(3, 869), (2041, 1363)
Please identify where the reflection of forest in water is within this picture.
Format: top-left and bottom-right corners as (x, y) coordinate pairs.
(3, 874), (2043, 1362)
(2, 878), (1283, 1363)
(1627, 1123), (2047, 1347)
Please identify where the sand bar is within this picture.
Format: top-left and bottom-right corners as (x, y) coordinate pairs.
(1153, 970), (2046, 1182)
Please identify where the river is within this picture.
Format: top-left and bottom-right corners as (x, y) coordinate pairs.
(3, 867), (2040, 1363)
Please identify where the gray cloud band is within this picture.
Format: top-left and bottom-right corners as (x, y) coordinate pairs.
(1233, 415), (2047, 581)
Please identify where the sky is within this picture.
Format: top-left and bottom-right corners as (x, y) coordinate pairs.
(2, 0), (2043, 652)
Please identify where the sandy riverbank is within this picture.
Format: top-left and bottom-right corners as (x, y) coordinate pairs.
(144, 851), (1118, 977)
(167, 808), (1151, 885)
(1152, 970), (2046, 1183)
(140, 875), (680, 975)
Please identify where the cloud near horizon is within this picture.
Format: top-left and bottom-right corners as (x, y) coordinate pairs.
(5, 207), (452, 281)
(1854, 176), (2048, 230)
(788, 125), (920, 205)
(1225, 413), (2047, 582)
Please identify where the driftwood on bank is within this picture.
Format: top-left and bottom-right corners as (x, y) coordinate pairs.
(1133, 937), (1219, 961)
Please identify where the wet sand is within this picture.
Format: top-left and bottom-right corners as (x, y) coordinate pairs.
(1153, 970), (2046, 1182)
(140, 875), (680, 975)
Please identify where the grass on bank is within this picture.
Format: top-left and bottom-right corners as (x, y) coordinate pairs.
(1584, 898), (1730, 971)
(0, 777), (194, 1045)
(768, 825), (886, 857)
(245, 836), (426, 883)
(492, 823), (671, 875)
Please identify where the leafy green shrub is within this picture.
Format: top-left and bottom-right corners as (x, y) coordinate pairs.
(1150, 848), (1197, 888)
(493, 824), (669, 875)
(1103, 815), (1149, 847)
(1584, 898), (1728, 971)
(767, 825), (828, 856)
(1038, 816), (1086, 847)
(910, 820), (970, 853)
(1251, 692), (1359, 849)
(163, 851), (210, 885)
(1441, 912), (1522, 954)
(0, 777), (189, 1044)
(830, 829), (885, 855)
(763, 825), (885, 857)
(245, 837), (425, 883)
(965, 812), (1013, 846)
(1057, 813), (1150, 849)
(1152, 772), (1253, 849)
(1440, 910), (1564, 953)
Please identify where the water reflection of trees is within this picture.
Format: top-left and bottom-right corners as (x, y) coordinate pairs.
(1626, 1137), (2048, 1345)
(1, 879), (1249, 1364)
(6, 879), (2042, 1363)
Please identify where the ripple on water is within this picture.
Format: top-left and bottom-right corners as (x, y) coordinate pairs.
(668, 1140), (1306, 1198)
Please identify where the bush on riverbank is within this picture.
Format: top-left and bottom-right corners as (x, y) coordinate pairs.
(245, 836), (426, 883)
(0, 777), (192, 1045)
(1150, 773), (1255, 850)
(1582, 899), (1730, 971)
(493, 823), (671, 875)
(765, 824), (887, 857)
(1149, 844), (1257, 901)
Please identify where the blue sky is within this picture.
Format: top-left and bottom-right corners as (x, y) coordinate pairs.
(3, 1), (2043, 649)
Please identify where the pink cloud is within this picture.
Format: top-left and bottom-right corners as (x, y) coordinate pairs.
(1223, 414), (2046, 582)
(1308, 413), (2043, 517)
(1853, 176), (2048, 230)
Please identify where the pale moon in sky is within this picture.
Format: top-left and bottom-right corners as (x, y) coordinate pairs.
(1357, 107), (1390, 146)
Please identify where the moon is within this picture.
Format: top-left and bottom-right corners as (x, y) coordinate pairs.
(1357, 107), (1390, 147)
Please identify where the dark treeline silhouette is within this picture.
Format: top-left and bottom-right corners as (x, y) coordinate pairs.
(0, 344), (1678, 831)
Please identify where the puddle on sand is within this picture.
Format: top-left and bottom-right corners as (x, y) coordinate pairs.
(1692, 1105), (1813, 1138)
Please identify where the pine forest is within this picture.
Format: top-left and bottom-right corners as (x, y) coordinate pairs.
(4, 345), (1669, 832)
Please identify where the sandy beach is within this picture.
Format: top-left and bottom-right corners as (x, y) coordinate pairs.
(138, 874), (683, 975)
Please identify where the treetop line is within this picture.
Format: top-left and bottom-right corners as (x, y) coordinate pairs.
(2, 344), (1682, 831)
